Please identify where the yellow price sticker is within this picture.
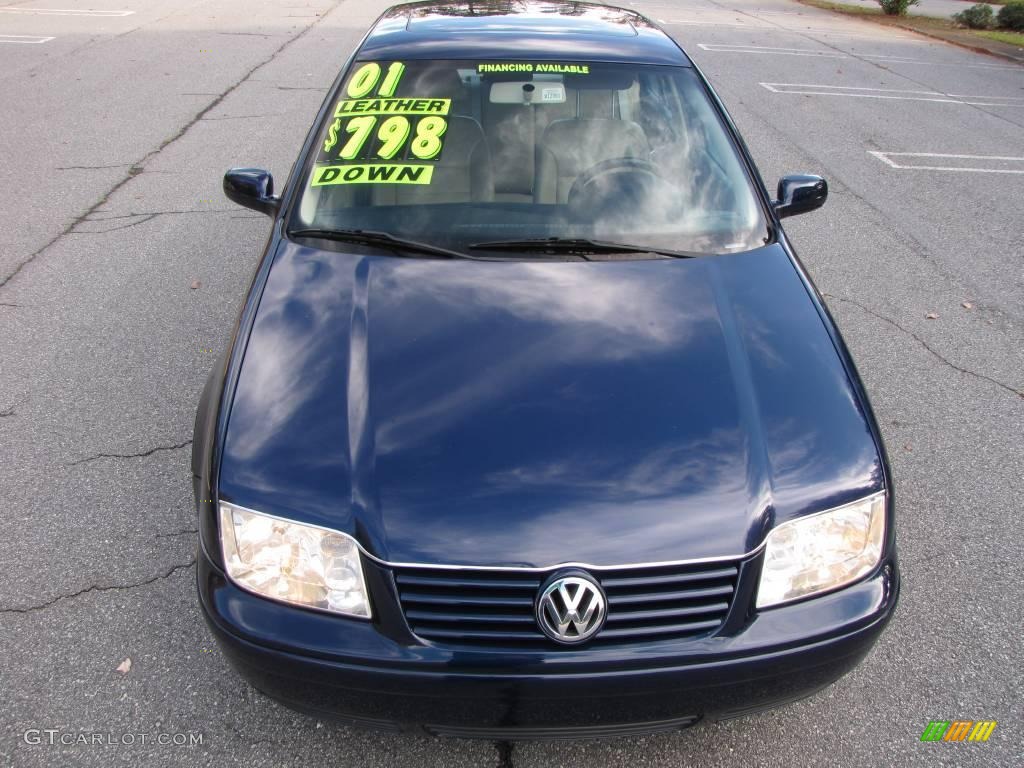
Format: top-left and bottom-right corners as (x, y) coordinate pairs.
(325, 115), (448, 162)
(313, 62), (450, 185)
(335, 98), (451, 117)
(311, 164), (435, 186)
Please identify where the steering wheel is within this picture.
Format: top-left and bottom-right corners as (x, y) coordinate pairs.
(566, 157), (681, 221)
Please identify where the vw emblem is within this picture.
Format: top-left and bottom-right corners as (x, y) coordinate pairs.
(535, 571), (607, 644)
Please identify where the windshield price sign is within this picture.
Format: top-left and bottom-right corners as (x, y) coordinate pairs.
(313, 61), (447, 185)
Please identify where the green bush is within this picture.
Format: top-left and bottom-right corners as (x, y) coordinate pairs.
(954, 3), (995, 28)
(997, 0), (1024, 29)
(950, 3), (991, 28)
(877, 0), (919, 15)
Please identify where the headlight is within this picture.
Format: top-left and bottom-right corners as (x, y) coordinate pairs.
(756, 492), (886, 609)
(219, 502), (371, 618)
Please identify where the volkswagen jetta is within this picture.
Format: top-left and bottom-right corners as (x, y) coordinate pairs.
(193, 0), (900, 739)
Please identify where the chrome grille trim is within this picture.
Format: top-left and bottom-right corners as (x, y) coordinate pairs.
(219, 501), (771, 571)
(393, 560), (742, 647)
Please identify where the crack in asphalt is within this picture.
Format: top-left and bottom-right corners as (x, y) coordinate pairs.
(221, 718), (280, 754)
(0, 406), (14, 417)
(0, 559), (196, 615)
(0, 2), (343, 291)
(86, 209), (239, 221)
(823, 293), (1024, 399)
(495, 741), (514, 768)
(816, 186), (1010, 322)
(709, 82), (1021, 331)
(710, 0), (1024, 131)
(55, 164), (131, 171)
(201, 113), (286, 121)
(72, 213), (160, 234)
(156, 528), (200, 539)
(69, 439), (193, 466)
(73, 209), (250, 233)
(7, 0), (205, 81)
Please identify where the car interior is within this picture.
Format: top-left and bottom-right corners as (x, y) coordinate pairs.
(298, 62), (766, 252)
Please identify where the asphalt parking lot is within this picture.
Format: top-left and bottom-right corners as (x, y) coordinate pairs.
(0, 0), (1021, 766)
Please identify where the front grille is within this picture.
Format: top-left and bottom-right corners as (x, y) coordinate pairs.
(393, 560), (740, 647)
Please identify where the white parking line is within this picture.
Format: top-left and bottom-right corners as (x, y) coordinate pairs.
(699, 43), (1021, 70)
(767, 83), (937, 94)
(665, 20), (763, 28)
(700, 43), (845, 57)
(679, 24), (920, 40)
(869, 152), (1024, 174)
(760, 82), (1024, 107)
(0, 6), (134, 15)
(0, 33), (54, 43)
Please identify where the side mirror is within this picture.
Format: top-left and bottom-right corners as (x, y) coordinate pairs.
(223, 168), (280, 216)
(774, 175), (828, 219)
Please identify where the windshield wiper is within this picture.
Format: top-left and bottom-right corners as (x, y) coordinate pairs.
(289, 228), (481, 260)
(468, 237), (698, 259)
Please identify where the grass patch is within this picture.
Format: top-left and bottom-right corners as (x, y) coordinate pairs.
(974, 28), (1024, 44)
(904, 14), (975, 28)
(796, 0), (947, 23)
(797, 0), (884, 14)
(796, 0), (1024, 54)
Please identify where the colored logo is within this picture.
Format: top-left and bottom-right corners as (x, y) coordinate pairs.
(920, 720), (997, 742)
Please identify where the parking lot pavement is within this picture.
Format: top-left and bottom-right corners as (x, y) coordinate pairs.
(0, 0), (1020, 766)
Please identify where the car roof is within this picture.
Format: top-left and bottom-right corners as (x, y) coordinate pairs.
(358, 0), (692, 67)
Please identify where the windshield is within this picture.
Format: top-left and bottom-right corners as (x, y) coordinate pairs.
(293, 59), (769, 255)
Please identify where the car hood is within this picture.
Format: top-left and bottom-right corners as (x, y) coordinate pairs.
(219, 241), (883, 567)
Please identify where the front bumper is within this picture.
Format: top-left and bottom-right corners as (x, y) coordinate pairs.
(197, 544), (899, 739)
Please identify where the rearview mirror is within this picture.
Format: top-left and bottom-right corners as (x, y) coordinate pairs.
(223, 168), (279, 216)
(774, 175), (827, 219)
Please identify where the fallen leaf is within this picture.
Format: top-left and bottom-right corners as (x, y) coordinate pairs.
(190, 279), (201, 290)
(961, 301), (973, 310)
(116, 658), (132, 674)
(903, 444), (912, 452)
(925, 312), (939, 320)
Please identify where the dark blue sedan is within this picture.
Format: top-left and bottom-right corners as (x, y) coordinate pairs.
(193, 0), (899, 739)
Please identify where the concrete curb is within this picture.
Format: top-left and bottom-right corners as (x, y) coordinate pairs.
(891, 21), (1024, 65)
(793, 0), (1024, 66)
